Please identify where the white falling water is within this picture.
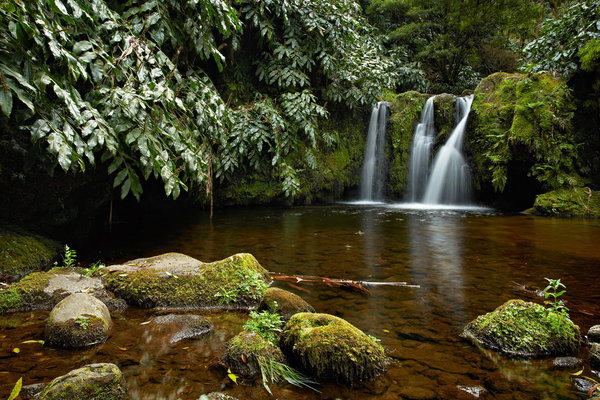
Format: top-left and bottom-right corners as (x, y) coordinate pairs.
(422, 95), (474, 205)
(406, 96), (436, 202)
(359, 101), (389, 201)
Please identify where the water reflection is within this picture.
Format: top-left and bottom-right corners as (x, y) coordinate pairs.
(408, 213), (467, 325)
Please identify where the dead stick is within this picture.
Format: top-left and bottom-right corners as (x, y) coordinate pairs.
(270, 272), (420, 289)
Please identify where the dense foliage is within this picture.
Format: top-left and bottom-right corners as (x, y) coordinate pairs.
(0, 0), (395, 201)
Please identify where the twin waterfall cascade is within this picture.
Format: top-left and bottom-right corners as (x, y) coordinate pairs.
(422, 95), (474, 205)
(359, 101), (389, 201)
(407, 96), (436, 202)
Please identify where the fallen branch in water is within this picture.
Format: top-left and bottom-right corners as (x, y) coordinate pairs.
(270, 273), (420, 294)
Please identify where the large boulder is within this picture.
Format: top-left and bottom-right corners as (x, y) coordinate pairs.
(0, 228), (61, 281)
(280, 313), (386, 383)
(0, 268), (126, 314)
(259, 288), (315, 321)
(102, 253), (270, 309)
(44, 293), (112, 349)
(143, 314), (213, 344)
(222, 331), (286, 379)
(461, 299), (581, 357)
(533, 187), (600, 217)
(38, 363), (128, 400)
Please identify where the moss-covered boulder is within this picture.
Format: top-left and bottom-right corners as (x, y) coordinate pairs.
(469, 72), (581, 205)
(222, 331), (286, 379)
(280, 313), (386, 383)
(102, 253), (270, 309)
(39, 363), (129, 400)
(386, 91), (428, 197)
(461, 299), (581, 357)
(0, 228), (61, 281)
(0, 268), (126, 314)
(532, 187), (600, 217)
(259, 288), (315, 321)
(44, 293), (112, 349)
(143, 314), (213, 344)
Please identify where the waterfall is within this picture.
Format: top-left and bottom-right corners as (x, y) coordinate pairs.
(359, 101), (389, 201)
(422, 95), (474, 205)
(406, 96), (436, 202)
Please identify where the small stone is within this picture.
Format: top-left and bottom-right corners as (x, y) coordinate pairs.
(201, 393), (239, 400)
(44, 293), (112, 349)
(552, 356), (583, 369)
(39, 363), (128, 400)
(591, 343), (600, 369)
(588, 325), (600, 344)
(456, 385), (487, 398)
(571, 376), (597, 393)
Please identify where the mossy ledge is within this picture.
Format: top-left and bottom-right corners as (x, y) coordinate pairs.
(532, 187), (600, 217)
(461, 299), (581, 358)
(0, 227), (61, 281)
(280, 313), (386, 384)
(102, 253), (270, 309)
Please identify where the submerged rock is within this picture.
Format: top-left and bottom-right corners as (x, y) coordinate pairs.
(0, 228), (61, 281)
(144, 314), (213, 344)
(222, 331), (286, 379)
(39, 363), (128, 400)
(533, 187), (600, 217)
(588, 325), (600, 343)
(44, 293), (112, 349)
(0, 269), (126, 314)
(281, 313), (386, 383)
(572, 376), (598, 393)
(200, 393), (239, 400)
(259, 287), (315, 320)
(552, 356), (583, 369)
(102, 253), (270, 309)
(461, 299), (581, 357)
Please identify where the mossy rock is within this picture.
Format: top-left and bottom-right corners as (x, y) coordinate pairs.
(281, 313), (386, 384)
(386, 91), (428, 198)
(102, 253), (270, 309)
(259, 288), (315, 321)
(0, 269), (126, 314)
(532, 187), (600, 217)
(461, 299), (581, 358)
(222, 331), (286, 379)
(469, 72), (580, 198)
(0, 228), (61, 281)
(39, 363), (129, 400)
(44, 293), (112, 349)
(432, 93), (457, 146)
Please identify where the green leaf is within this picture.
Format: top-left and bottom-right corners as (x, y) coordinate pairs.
(7, 377), (22, 400)
(0, 88), (13, 117)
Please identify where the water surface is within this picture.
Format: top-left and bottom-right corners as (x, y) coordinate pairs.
(2, 205), (599, 399)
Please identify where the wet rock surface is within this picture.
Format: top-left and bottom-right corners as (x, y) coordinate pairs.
(552, 356), (583, 369)
(259, 287), (315, 320)
(591, 343), (600, 369)
(44, 293), (112, 349)
(588, 325), (600, 343)
(143, 314), (213, 344)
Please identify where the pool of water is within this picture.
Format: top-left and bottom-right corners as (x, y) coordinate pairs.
(2, 205), (600, 399)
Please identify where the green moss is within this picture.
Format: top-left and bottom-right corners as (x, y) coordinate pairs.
(223, 331), (286, 378)
(0, 268), (71, 314)
(281, 313), (386, 383)
(470, 72), (581, 194)
(102, 253), (270, 309)
(259, 287), (315, 321)
(39, 363), (127, 400)
(0, 228), (61, 279)
(462, 299), (581, 357)
(387, 91), (428, 197)
(432, 93), (457, 146)
(0, 287), (24, 312)
(533, 187), (600, 217)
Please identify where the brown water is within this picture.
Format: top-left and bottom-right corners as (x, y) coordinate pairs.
(2, 205), (600, 399)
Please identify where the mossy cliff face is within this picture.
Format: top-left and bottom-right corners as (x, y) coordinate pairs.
(217, 111), (367, 205)
(469, 72), (580, 205)
(102, 253), (270, 309)
(385, 91), (427, 197)
(461, 299), (581, 358)
(280, 313), (386, 383)
(533, 187), (600, 217)
(432, 93), (458, 147)
(0, 228), (61, 281)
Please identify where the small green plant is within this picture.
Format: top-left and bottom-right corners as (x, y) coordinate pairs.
(215, 269), (268, 305)
(62, 245), (77, 269)
(541, 278), (569, 318)
(243, 307), (284, 344)
(81, 261), (105, 277)
(256, 355), (320, 394)
(74, 316), (90, 330)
